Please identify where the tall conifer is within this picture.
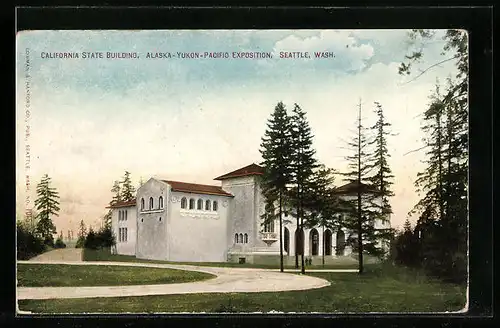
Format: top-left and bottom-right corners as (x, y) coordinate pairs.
(34, 174), (60, 245)
(260, 101), (294, 272)
(289, 104), (318, 274)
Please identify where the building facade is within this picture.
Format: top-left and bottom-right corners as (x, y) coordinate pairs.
(108, 163), (391, 264)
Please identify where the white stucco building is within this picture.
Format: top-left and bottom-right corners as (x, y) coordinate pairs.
(108, 163), (391, 264)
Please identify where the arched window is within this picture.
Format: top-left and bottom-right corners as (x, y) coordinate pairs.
(159, 196), (163, 209)
(189, 198), (195, 210)
(213, 200), (218, 211)
(181, 197), (187, 209)
(239, 233), (243, 243)
(149, 197), (154, 210)
(118, 211), (121, 221)
(205, 200), (211, 211)
(141, 198), (145, 211)
(197, 199), (203, 210)
(235, 233), (239, 244)
(125, 210), (127, 221)
(244, 233), (248, 243)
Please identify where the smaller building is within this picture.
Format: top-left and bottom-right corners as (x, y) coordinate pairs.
(107, 199), (136, 256)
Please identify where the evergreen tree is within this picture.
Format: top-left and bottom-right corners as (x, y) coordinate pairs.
(121, 171), (135, 202)
(34, 174), (60, 246)
(306, 165), (342, 266)
(400, 29), (468, 284)
(111, 180), (122, 205)
(103, 211), (112, 229)
(138, 177), (145, 189)
(366, 101), (395, 257)
(288, 104), (318, 274)
(259, 101), (294, 272)
(76, 219), (87, 248)
(341, 100), (377, 274)
(393, 219), (420, 267)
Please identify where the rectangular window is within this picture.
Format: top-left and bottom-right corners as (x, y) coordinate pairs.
(124, 228), (128, 242)
(125, 210), (127, 221)
(118, 228), (122, 242)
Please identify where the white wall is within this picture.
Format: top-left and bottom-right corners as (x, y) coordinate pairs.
(136, 178), (169, 260)
(167, 191), (230, 262)
(111, 205), (137, 256)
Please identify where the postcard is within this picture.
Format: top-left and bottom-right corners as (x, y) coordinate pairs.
(16, 29), (468, 314)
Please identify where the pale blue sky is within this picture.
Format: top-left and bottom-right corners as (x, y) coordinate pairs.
(16, 30), (460, 233)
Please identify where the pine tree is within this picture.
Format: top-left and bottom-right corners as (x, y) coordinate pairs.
(259, 101), (294, 272)
(111, 180), (122, 205)
(306, 165), (341, 266)
(289, 103), (318, 274)
(366, 101), (395, 257)
(138, 176), (145, 189)
(121, 171), (135, 202)
(76, 219), (87, 248)
(34, 174), (60, 246)
(341, 100), (377, 274)
(400, 30), (468, 283)
(103, 211), (112, 229)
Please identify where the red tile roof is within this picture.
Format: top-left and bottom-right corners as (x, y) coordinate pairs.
(214, 163), (264, 180)
(162, 180), (233, 197)
(333, 181), (379, 195)
(106, 198), (137, 208)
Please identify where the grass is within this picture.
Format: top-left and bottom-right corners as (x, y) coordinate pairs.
(18, 263), (466, 313)
(17, 263), (215, 287)
(83, 248), (360, 269)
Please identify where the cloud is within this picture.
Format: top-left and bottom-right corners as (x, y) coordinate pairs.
(273, 30), (374, 72)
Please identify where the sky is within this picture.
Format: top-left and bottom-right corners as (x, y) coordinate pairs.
(15, 29), (462, 236)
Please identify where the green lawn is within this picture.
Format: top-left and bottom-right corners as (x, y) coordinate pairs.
(18, 264), (466, 313)
(83, 248), (360, 269)
(17, 263), (215, 287)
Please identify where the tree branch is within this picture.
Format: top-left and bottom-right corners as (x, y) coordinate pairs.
(399, 56), (457, 85)
(404, 145), (427, 156)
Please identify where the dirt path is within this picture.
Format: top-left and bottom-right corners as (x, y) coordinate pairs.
(16, 260), (332, 300)
(28, 248), (83, 262)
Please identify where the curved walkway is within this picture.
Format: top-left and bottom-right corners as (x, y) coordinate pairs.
(17, 260), (331, 300)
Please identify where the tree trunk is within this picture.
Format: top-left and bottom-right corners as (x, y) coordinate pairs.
(357, 99), (364, 275)
(279, 192), (284, 272)
(295, 216), (299, 269)
(322, 224), (325, 267)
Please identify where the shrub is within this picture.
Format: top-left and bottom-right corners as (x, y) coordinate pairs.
(16, 224), (46, 260)
(83, 226), (116, 250)
(84, 229), (98, 249)
(43, 235), (55, 248)
(54, 237), (66, 249)
(75, 236), (85, 248)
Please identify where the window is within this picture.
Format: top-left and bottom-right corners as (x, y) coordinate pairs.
(118, 211), (121, 221)
(159, 196), (163, 209)
(213, 200), (218, 211)
(159, 217), (162, 222)
(235, 233), (239, 244)
(141, 198), (145, 211)
(189, 198), (195, 209)
(181, 197), (187, 209)
(118, 227), (128, 242)
(149, 197), (154, 210)
(239, 233), (243, 243)
(264, 219), (275, 232)
(124, 210), (127, 221)
(244, 233), (248, 243)
(197, 199), (203, 210)
(205, 200), (211, 211)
